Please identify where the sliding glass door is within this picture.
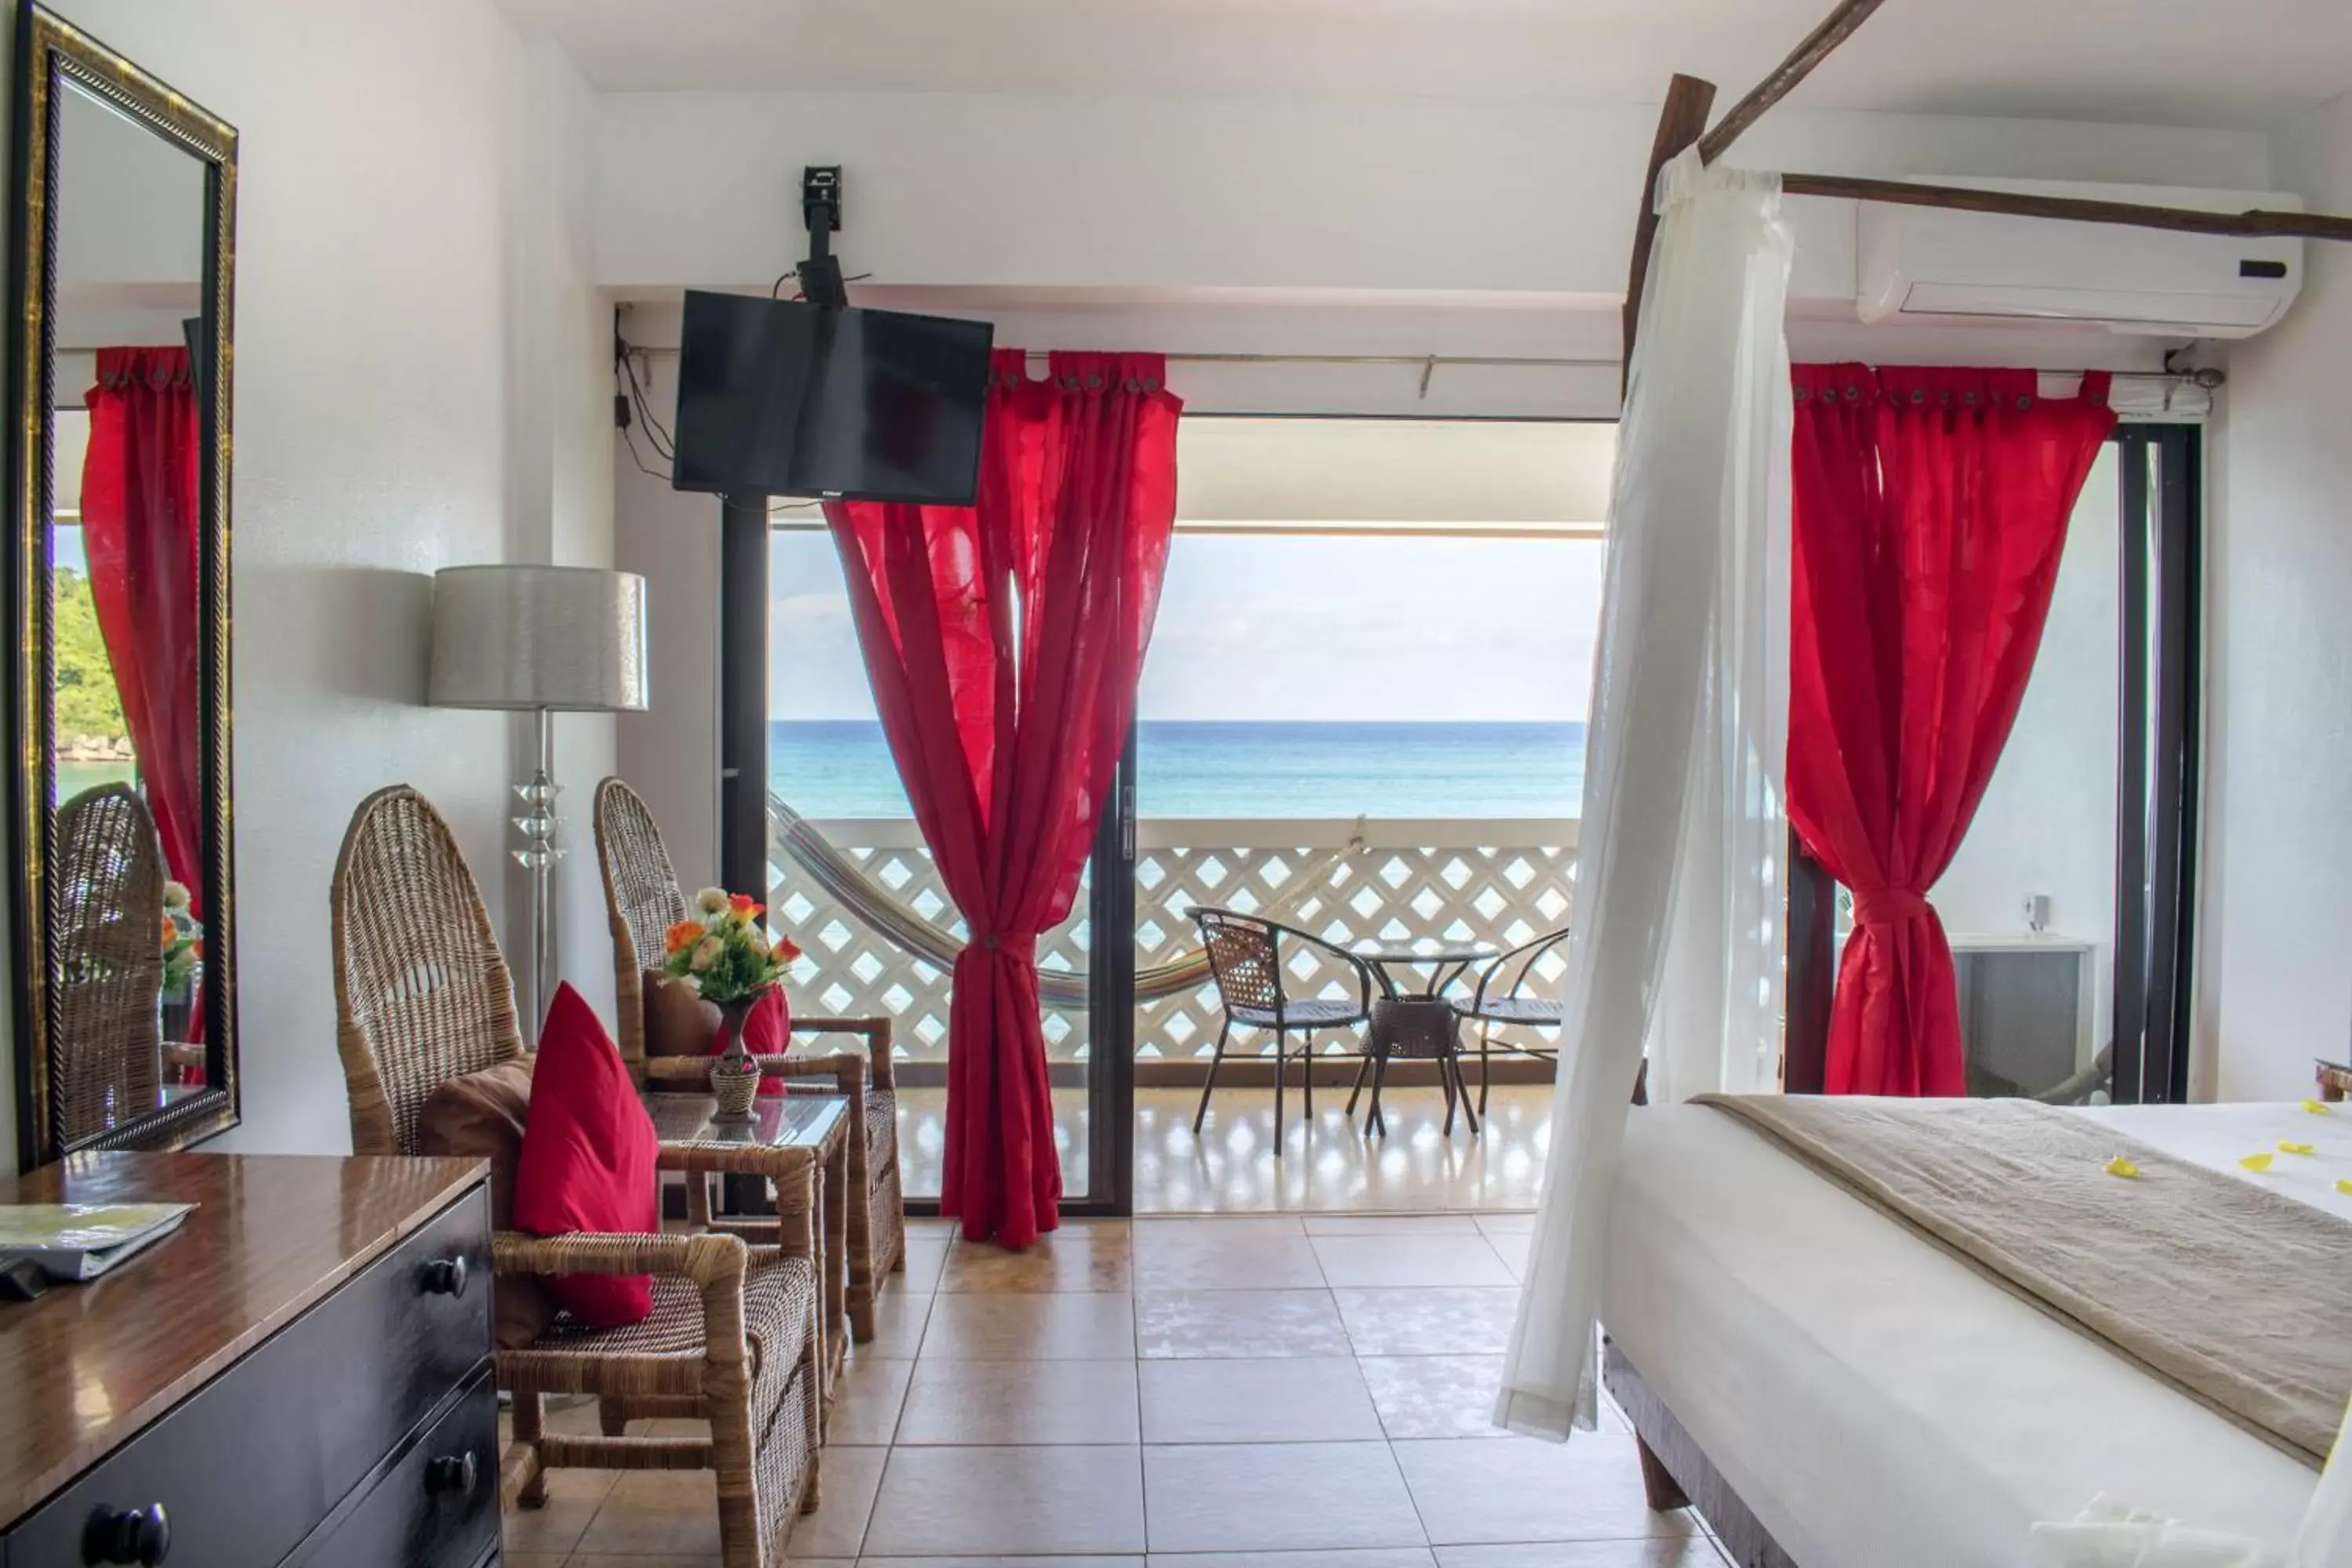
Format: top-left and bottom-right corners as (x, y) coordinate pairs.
(763, 525), (1114, 1210)
(1785, 424), (2201, 1104)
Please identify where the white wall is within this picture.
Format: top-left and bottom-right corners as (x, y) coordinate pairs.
(39, 0), (613, 1152)
(499, 33), (621, 1033)
(2203, 91), (2352, 1102)
(593, 92), (2269, 307)
(612, 417), (724, 894)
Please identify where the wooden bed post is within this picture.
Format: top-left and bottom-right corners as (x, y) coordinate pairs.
(1620, 74), (1718, 398)
(1693, 0), (1890, 166)
(1635, 1434), (1691, 1513)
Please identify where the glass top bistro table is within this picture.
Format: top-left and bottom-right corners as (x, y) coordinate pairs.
(644, 1090), (855, 1398)
(1346, 939), (1497, 1138)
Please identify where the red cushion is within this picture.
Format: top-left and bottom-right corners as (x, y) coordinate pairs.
(513, 982), (659, 1326)
(720, 989), (793, 1096)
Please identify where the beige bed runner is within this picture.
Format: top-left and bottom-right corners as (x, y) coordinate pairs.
(1693, 1094), (2352, 1468)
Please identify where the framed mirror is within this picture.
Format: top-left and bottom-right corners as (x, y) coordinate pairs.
(6, 5), (237, 1166)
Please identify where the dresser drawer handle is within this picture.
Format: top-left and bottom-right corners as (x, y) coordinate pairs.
(426, 1450), (480, 1499)
(82, 1503), (169, 1564)
(417, 1254), (470, 1298)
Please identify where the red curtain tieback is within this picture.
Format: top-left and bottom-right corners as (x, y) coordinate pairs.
(1850, 887), (1933, 926)
(969, 933), (1039, 961)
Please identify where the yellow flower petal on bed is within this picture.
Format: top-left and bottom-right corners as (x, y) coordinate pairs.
(2278, 1141), (2317, 1156)
(2239, 1152), (2275, 1173)
(2336, 1178), (2352, 1197)
(2303, 1099), (2335, 1114)
(2103, 1156), (2140, 1178)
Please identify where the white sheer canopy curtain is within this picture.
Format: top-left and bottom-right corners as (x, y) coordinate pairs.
(1495, 147), (1794, 1441)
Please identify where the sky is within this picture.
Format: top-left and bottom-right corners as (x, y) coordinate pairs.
(768, 531), (1606, 723)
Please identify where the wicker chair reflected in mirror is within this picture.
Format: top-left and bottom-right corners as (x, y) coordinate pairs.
(52, 783), (165, 1144)
(331, 784), (822, 1566)
(1189, 906), (1374, 1146)
(594, 776), (906, 1342)
(1452, 926), (1571, 1116)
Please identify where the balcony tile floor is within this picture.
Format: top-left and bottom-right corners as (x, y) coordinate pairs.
(894, 1083), (1557, 1214)
(504, 1213), (1726, 1567)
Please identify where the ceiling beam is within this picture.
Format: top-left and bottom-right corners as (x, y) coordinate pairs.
(1621, 74), (1719, 398)
(1696, 0), (1889, 165)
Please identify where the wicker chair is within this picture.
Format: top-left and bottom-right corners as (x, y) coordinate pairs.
(331, 784), (822, 1566)
(1452, 925), (1572, 1116)
(53, 784), (165, 1144)
(1189, 906), (1374, 1145)
(593, 776), (905, 1342)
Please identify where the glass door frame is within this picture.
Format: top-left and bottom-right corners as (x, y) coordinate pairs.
(1783, 423), (2203, 1103)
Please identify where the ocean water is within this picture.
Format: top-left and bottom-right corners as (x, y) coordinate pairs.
(771, 720), (1586, 819)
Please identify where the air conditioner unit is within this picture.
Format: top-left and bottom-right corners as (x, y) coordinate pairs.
(1857, 178), (2303, 338)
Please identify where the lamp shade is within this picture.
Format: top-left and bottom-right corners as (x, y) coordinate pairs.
(429, 565), (648, 712)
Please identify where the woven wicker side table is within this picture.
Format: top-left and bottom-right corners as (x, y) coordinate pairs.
(649, 1091), (855, 1403)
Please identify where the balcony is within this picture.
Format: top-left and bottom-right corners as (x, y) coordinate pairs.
(768, 811), (1576, 1072)
(768, 809), (1572, 1212)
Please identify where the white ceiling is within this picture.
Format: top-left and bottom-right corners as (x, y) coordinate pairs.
(501, 0), (2352, 131)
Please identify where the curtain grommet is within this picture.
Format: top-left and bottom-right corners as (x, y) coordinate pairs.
(1910, 389), (1926, 405)
(2016, 395), (2033, 410)
(1086, 374), (1103, 390)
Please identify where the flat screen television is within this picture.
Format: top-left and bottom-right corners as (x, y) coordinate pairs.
(670, 289), (996, 505)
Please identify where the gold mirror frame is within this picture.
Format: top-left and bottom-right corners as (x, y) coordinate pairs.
(7, 5), (238, 1166)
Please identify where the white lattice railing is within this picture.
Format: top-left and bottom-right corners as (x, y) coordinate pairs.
(768, 817), (1577, 1065)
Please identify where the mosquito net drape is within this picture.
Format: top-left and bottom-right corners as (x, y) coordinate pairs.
(1495, 147), (1794, 1440)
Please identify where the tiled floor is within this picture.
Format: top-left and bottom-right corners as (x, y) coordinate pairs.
(504, 1211), (1725, 1567)
(893, 1083), (1555, 1214)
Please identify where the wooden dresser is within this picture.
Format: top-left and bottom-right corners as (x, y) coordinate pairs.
(0, 1152), (502, 1567)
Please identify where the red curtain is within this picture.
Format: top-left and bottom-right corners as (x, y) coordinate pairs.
(826, 350), (1180, 1247)
(1789, 365), (2115, 1096)
(82, 346), (203, 906)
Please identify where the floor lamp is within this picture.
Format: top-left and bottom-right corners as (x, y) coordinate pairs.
(430, 565), (648, 1029)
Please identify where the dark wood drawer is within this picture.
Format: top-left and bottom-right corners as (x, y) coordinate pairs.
(4, 1186), (492, 1567)
(284, 1370), (498, 1568)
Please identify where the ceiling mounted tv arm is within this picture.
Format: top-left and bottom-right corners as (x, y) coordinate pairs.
(799, 165), (848, 307)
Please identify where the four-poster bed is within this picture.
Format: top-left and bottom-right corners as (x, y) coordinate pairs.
(1519, 2), (2352, 1563)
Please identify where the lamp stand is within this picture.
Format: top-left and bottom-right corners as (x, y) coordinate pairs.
(512, 706), (562, 1030)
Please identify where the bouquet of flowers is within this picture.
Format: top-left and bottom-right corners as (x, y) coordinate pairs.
(160, 880), (203, 996)
(662, 889), (801, 1117)
(660, 887), (801, 1004)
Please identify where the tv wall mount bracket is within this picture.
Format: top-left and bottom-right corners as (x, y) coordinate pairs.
(799, 165), (848, 306)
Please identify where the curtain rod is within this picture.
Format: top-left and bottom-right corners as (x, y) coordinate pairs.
(626, 343), (2219, 387)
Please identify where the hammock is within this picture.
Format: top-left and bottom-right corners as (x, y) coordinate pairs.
(765, 795), (1368, 1009)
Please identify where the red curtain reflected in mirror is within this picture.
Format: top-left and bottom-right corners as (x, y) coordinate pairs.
(827, 350), (1180, 1248)
(82, 344), (204, 1045)
(1789, 364), (2115, 1097)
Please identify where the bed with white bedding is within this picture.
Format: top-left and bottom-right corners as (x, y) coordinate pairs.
(1599, 1101), (2348, 1568)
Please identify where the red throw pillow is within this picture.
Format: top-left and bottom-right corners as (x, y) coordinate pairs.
(728, 989), (793, 1096)
(513, 982), (659, 1326)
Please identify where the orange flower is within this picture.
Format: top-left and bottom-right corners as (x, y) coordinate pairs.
(161, 914), (178, 946)
(189, 939), (203, 960)
(728, 893), (763, 916)
(665, 920), (704, 954)
(771, 933), (803, 963)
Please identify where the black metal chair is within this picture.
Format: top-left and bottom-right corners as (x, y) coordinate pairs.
(1452, 927), (1572, 1115)
(1189, 906), (1374, 1146)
